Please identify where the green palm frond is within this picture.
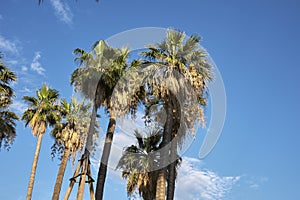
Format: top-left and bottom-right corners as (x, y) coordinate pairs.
(116, 129), (168, 199)
(22, 85), (60, 136)
(0, 58), (18, 150)
(51, 97), (97, 161)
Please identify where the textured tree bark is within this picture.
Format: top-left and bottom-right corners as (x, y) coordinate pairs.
(167, 97), (181, 200)
(86, 104), (97, 151)
(26, 134), (43, 200)
(95, 113), (116, 200)
(52, 147), (70, 200)
(156, 170), (167, 200)
(156, 99), (173, 200)
(167, 145), (176, 200)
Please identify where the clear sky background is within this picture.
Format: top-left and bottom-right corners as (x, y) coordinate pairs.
(1, 0), (300, 199)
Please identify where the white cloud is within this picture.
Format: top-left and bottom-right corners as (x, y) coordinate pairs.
(246, 176), (268, 190)
(0, 35), (19, 55)
(21, 66), (28, 72)
(175, 157), (240, 200)
(6, 59), (18, 65)
(50, 0), (73, 25)
(30, 52), (45, 75)
(10, 100), (27, 115)
(19, 87), (32, 93)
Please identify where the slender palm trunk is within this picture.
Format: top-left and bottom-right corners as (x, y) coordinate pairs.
(86, 104), (97, 150)
(52, 147), (70, 200)
(167, 143), (176, 200)
(26, 134), (43, 200)
(167, 97), (180, 200)
(95, 113), (116, 200)
(156, 100), (173, 200)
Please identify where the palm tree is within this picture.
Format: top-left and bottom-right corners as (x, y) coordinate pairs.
(140, 29), (213, 200)
(116, 129), (181, 200)
(22, 85), (60, 200)
(0, 57), (18, 150)
(71, 40), (132, 200)
(51, 98), (93, 200)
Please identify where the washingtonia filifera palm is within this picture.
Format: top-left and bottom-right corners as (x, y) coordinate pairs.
(22, 85), (60, 200)
(0, 57), (18, 150)
(51, 98), (95, 200)
(71, 40), (133, 200)
(139, 29), (214, 200)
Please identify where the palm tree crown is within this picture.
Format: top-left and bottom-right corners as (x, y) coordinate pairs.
(22, 85), (60, 136)
(51, 98), (93, 161)
(0, 57), (18, 150)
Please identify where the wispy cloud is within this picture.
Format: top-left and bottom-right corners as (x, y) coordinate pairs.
(21, 66), (28, 72)
(0, 35), (19, 55)
(10, 100), (27, 115)
(19, 87), (33, 94)
(246, 176), (268, 190)
(30, 52), (45, 75)
(175, 157), (240, 200)
(50, 0), (73, 25)
(6, 59), (19, 65)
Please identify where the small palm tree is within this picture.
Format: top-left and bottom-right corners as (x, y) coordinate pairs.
(117, 129), (161, 200)
(0, 57), (18, 150)
(22, 85), (60, 200)
(51, 98), (93, 200)
(117, 129), (181, 200)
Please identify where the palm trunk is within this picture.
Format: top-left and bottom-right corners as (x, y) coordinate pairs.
(86, 104), (97, 150)
(26, 134), (43, 200)
(156, 100), (173, 200)
(167, 143), (176, 200)
(156, 170), (167, 200)
(167, 97), (180, 200)
(95, 113), (116, 200)
(52, 147), (70, 200)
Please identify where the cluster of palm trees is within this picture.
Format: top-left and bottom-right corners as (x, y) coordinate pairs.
(0, 29), (213, 200)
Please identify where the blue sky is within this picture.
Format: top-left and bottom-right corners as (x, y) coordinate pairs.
(1, 0), (300, 199)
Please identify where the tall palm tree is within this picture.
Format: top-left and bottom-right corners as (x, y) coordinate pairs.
(22, 85), (60, 200)
(71, 40), (132, 200)
(51, 98), (93, 200)
(140, 29), (213, 200)
(0, 57), (18, 150)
